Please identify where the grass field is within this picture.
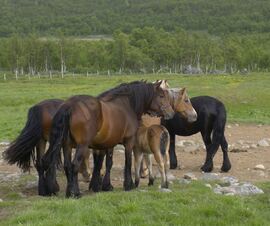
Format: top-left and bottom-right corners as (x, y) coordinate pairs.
(0, 73), (270, 225)
(0, 73), (270, 141)
(1, 174), (270, 226)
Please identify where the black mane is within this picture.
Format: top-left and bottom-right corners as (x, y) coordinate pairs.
(98, 81), (156, 117)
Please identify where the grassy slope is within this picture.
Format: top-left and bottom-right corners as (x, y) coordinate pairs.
(1, 180), (270, 226)
(0, 73), (270, 141)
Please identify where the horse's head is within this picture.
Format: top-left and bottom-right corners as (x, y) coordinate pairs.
(171, 88), (197, 123)
(148, 81), (175, 120)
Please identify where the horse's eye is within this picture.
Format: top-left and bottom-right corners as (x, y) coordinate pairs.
(185, 99), (189, 103)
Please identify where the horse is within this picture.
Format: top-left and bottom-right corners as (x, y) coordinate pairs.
(41, 80), (175, 198)
(2, 99), (91, 195)
(133, 115), (170, 189)
(91, 85), (197, 191)
(160, 81), (231, 172)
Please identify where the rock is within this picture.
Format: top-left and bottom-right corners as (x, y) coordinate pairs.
(237, 140), (245, 145)
(0, 141), (10, 146)
(254, 164), (265, 170)
(214, 183), (264, 196)
(184, 145), (200, 153)
(179, 178), (191, 184)
(230, 148), (247, 153)
(220, 176), (239, 186)
(159, 188), (172, 193)
(167, 173), (176, 181)
(183, 140), (196, 147)
(201, 173), (220, 181)
(175, 141), (185, 147)
(183, 173), (197, 180)
(205, 183), (212, 189)
(227, 125), (232, 129)
(250, 144), (257, 149)
(235, 123), (239, 127)
(257, 139), (269, 147)
(25, 181), (38, 189)
(0, 198), (3, 202)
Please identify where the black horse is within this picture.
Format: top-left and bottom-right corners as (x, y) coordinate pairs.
(161, 96), (232, 172)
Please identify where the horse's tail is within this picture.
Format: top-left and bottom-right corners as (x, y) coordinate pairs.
(212, 103), (227, 151)
(3, 105), (43, 171)
(42, 104), (71, 170)
(160, 127), (170, 157)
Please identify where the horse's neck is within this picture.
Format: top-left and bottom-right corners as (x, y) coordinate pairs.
(140, 114), (161, 127)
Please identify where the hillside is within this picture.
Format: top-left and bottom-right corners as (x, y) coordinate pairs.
(0, 0), (270, 37)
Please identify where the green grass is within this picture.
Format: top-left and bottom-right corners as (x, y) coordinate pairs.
(1, 181), (269, 226)
(1, 73), (270, 141)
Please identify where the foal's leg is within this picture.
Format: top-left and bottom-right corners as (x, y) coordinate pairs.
(70, 144), (89, 198)
(153, 151), (168, 188)
(220, 136), (232, 172)
(79, 149), (91, 182)
(36, 139), (47, 196)
(134, 148), (144, 188)
(102, 148), (114, 191)
(169, 134), (178, 169)
(145, 154), (155, 186)
(89, 151), (105, 192)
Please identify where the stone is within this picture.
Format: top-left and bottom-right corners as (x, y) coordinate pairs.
(25, 181), (38, 189)
(0, 198), (3, 202)
(227, 125), (232, 129)
(183, 140), (196, 147)
(258, 139), (269, 147)
(183, 173), (197, 180)
(184, 145), (200, 153)
(254, 164), (265, 170)
(201, 173), (220, 181)
(167, 173), (176, 181)
(205, 183), (212, 189)
(179, 178), (191, 184)
(230, 148), (247, 153)
(237, 140), (245, 145)
(213, 183), (264, 196)
(220, 176), (239, 186)
(159, 188), (172, 193)
(250, 144), (257, 149)
(0, 141), (10, 146)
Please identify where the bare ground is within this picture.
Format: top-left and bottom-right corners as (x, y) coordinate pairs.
(0, 123), (269, 197)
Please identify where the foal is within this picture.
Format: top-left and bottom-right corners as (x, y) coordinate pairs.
(134, 115), (170, 188)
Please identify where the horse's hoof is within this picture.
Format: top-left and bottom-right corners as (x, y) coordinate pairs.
(102, 184), (114, 192)
(148, 177), (154, 186)
(69, 192), (81, 199)
(135, 179), (140, 188)
(221, 163), (231, 172)
(201, 164), (213, 172)
(170, 163), (177, 169)
(124, 181), (135, 191)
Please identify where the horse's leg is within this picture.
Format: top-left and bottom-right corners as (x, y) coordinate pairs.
(102, 148), (114, 191)
(89, 150), (105, 192)
(169, 133), (177, 169)
(153, 151), (168, 188)
(70, 144), (89, 198)
(145, 154), (155, 186)
(134, 148), (143, 188)
(123, 138), (135, 191)
(79, 149), (91, 182)
(200, 128), (214, 172)
(36, 139), (47, 196)
(220, 136), (232, 172)
(63, 143), (73, 198)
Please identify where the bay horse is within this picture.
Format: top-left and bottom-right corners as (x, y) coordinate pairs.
(91, 85), (197, 191)
(2, 99), (91, 195)
(160, 81), (231, 172)
(41, 81), (175, 198)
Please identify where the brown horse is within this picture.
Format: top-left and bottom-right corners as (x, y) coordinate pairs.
(41, 81), (175, 197)
(2, 99), (91, 195)
(91, 85), (198, 191)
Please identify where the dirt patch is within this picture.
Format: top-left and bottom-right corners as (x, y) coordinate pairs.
(0, 123), (269, 197)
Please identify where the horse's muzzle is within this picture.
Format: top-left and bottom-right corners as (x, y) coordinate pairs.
(187, 109), (197, 122)
(164, 111), (175, 120)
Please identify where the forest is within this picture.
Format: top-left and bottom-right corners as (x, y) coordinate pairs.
(0, 0), (270, 74)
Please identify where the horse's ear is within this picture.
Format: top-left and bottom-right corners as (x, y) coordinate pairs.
(154, 80), (162, 89)
(180, 87), (186, 98)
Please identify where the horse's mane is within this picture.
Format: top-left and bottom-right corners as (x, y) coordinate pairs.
(98, 81), (156, 117)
